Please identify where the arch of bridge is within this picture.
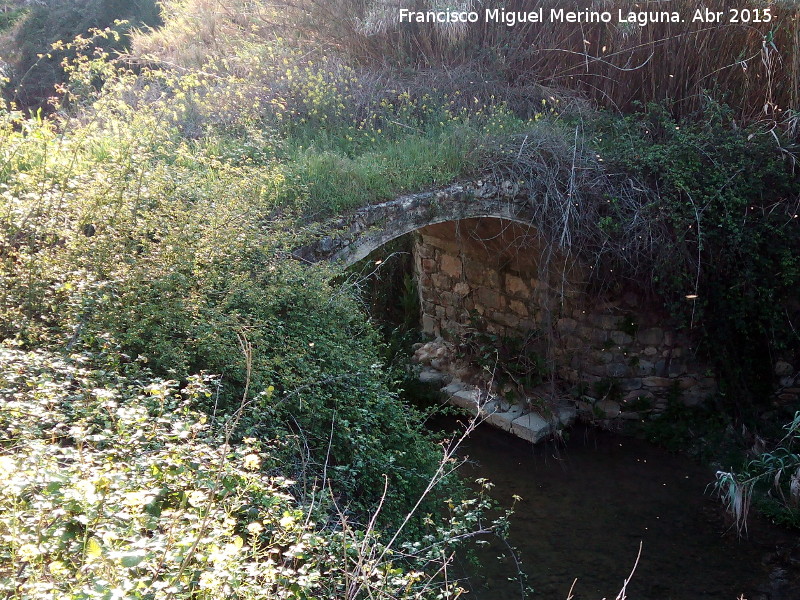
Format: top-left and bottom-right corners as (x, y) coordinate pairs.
(293, 182), (534, 266)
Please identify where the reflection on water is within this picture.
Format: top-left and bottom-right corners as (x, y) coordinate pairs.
(450, 420), (792, 600)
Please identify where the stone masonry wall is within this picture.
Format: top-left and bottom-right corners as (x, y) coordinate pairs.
(413, 218), (717, 412)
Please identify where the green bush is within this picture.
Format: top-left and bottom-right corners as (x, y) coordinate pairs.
(0, 346), (497, 599)
(596, 102), (800, 411)
(1, 0), (161, 111)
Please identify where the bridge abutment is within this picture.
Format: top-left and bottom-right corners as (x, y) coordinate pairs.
(413, 217), (716, 415)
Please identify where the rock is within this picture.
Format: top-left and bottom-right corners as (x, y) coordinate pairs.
(475, 288), (505, 310)
(504, 273), (530, 298)
(440, 254), (462, 278)
(419, 368), (450, 385)
(555, 403), (577, 426)
(620, 378), (643, 391)
(430, 358), (447, 370)
(642, 376), (673, 388)
(635, 359), (655, 376)
(622, 390), (654, 405)
(450, 389), (480, 414)
(511, 412), (553, 443)
(485, 404), (526, 432)
(775, 361), (794, 377)
(576, 400), (594, 417)
(453, 282), (470, 297)
(606, 363), (629, 378)
(508, 299), (529, 317)
(442, 380), (467, 395)
(638, 328), (664, 346)
(589, 314), (619, 330)
(596, 399), (621, 418)
(422, 314), (436, 334)
(479, 398), (501, 416)
(556, 318), (578, 335)
(611, 331), (633, 345)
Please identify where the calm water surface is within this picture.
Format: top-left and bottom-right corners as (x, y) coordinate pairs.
(448, 420), (795, 600)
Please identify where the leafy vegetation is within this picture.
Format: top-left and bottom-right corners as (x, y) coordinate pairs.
(595, 103), (800, 413)
(1, 0), (161, 111)
(0, 346), (504, 598)
(715, 412), (800, 535)
(0, 19), (521, 599)
(0, 0), (799, 594)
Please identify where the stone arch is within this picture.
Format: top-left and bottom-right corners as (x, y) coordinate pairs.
(293, 182), (536, 266)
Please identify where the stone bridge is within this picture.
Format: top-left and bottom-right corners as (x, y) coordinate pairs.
(293, 181), (530, 266)
(294, 181), (718, 439)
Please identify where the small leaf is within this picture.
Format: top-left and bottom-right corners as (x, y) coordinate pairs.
(86, 538), (102, 559)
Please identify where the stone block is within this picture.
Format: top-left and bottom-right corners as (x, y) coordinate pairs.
(450, 389), (480, 414)
(606, 363), (630, 378)
(622, 390), (654, 404)
(421, 258), (436, 274)
(491, 311), (519, 329)
(643, 346), (659, 357)
(775, 361), (794, 376)
(486, 404), (526, 432)
(440, 254), (463, 278)
(505, 273), (530, 298)
(422, 314), (437, 334)
(463, 260), (486, 284)
(595, 350), (614, 364)
(620, 378), (643, 391)
(476, 288), (506, 310)
(635, 360), (655, 376)
(419, 368), (451, 385)
(596, 399), (621, 418)
(511, 412), (553, 443)
(509, 299), (529, 317)
(431, 273), (451, 289)
(642, 376), (673, 388)
(453, 282), (471, 297)
(638, 328), (664, 346)
(421, 235), (463, 255)
(556, 317), (578, 335)
(611, 331), (633, 345)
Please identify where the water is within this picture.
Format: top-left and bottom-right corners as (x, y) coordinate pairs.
(448, 420), (796, 600)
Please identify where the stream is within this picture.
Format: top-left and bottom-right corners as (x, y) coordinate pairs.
(445, 419), (799, 600)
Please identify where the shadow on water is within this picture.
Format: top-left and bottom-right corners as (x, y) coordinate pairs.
(443, 418), (796, 600)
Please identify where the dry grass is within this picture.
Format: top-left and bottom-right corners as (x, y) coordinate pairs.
(287, 0), (800, 123)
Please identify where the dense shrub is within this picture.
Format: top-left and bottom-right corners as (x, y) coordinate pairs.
(0, 346), (496, 599)
(595, 102), (800, 411)
(0, 0), (161, 111)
